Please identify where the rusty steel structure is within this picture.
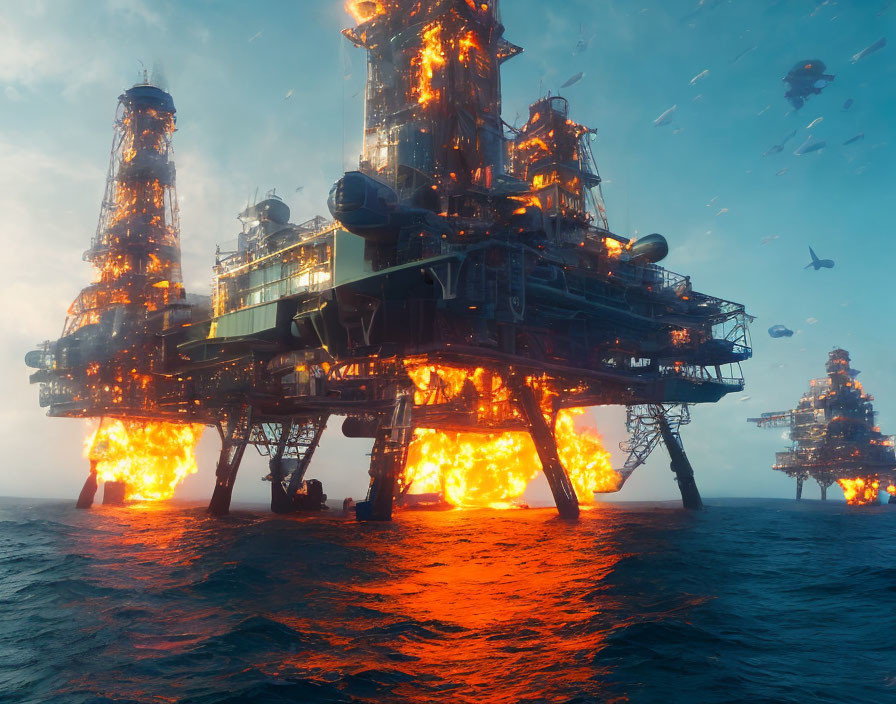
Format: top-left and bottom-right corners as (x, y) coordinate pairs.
(749, 349), (896, 504)
(27, 1), (751, 520)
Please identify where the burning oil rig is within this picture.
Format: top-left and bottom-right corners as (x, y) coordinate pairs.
(26, 1), (751, 520)
(749, 349), (896, 505)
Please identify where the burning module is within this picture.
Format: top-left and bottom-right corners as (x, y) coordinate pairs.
(26, 1), (751, 520)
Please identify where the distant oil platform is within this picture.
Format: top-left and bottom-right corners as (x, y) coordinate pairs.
(750, 349), (896, 505)
(26, 0), (752, 519)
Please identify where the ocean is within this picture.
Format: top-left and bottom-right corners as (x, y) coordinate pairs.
(1, 497), (894, 703)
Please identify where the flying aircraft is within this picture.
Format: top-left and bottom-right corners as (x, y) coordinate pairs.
(805, 246), (835, 270)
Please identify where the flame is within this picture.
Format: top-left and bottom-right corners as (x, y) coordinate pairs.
(403, 364), (619, 508)
(888, 485), (896, 496)
(414, 22), (446, 106)
(604, 238), (623, 257)
(345, 0), (385, 23)
(457, 30), (479, 64)
(837, 477), (881, 506)
(85, 420), (204, 501)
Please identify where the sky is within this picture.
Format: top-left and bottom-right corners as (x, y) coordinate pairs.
(2, 0), (895, 506)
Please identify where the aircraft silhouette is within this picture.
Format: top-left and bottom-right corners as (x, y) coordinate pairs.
(805, 246), (835, 270)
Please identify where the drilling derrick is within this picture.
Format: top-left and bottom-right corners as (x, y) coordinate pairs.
(749, 349), (896, 505)
(28, 2), (752, 520)
(26, 78), (203, 507)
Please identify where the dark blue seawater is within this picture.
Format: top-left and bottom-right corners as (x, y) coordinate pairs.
(1, 497), (895, 704)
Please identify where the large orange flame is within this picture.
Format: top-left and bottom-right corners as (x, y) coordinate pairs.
(345, 0), (385, 23)
(85, 420), (205, 501)
(414, 22), (446, 106)
(837, 477), (881, 506)
(403, 364), (619, 508)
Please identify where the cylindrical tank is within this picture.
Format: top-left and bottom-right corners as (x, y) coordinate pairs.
(255, 197), (291, 225)
(328, 171), (400, 242)
(627, 233), (668, 264)
(342, 416), (380, 439)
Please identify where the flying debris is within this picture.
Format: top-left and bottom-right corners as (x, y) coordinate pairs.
(851, 37), (887, 63)
(783, 60), (834, 110)
(794, 137), (826, 155)
(654, 105), (677, 126)
(761, 234), (781, 245)
(768, 325), (794, 338)
(842, 133), (865, 146)
(757, 105), (771, 116)
(842, 98), (854, 111)
(716, 208), (729, 216)
(248, 30), (263, 42)
(763, 129), (797, 157)
(689, 69), (709, 85)
(573, 25), (596, 55)
(805, 117), (823, 130)
(776, 168), (789, 176)
(284, 89), (295, 100)
(681, 0), (723, 22)
(561, 72), (585, 89)
(739, 396), (752, 403)
(810, 0), (833, 17)
(805, 246), (834, 270)
(295, 186), (305, 193)
(730, 45), (757, 64)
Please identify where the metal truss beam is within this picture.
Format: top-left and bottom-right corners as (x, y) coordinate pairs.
(208, 406), (253, 516)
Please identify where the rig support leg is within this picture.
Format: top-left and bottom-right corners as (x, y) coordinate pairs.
(514, 383), (580, 519)
(657, 415), (703, 511)
(285, 415), (328, 501)
(76, 460), (99, 509)
(357, 395), (412, 522)
(208, 408), (252, 517)
(889, 493), (896, 505)
(795, 477), (803, 501)
(819, 481), (830, 501)
(270, 420), (294, 515)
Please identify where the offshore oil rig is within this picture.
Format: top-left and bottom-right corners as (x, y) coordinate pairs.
(26, 0), (751, 520)
(749, 349), (896, 505)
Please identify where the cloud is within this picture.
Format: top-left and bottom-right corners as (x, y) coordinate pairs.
(0, 13), (112, 90)
(0, 138), (104, 341)
(105, 0), (164, 28)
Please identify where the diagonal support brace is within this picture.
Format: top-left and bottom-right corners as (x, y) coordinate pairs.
(514, 382), (580, 519)
(208, 406), (253, 516)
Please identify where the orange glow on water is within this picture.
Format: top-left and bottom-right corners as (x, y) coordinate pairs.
(85, 420), (204, 501)
(837, 477), (881, 506)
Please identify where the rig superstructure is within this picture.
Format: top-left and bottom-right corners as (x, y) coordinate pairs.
(749, 349), (896, 505)
(27, 1), (751, 520)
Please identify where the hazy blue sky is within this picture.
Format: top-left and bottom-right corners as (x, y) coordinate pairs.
(2, 0), (894, 506)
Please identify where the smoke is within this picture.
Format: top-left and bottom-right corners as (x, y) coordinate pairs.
(150, 61), (168, 91)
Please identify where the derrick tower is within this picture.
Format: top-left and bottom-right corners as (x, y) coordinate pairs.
(39, 78), (189, 417)
(72, 78), (185, 338)
(26, 78), (203, 508)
